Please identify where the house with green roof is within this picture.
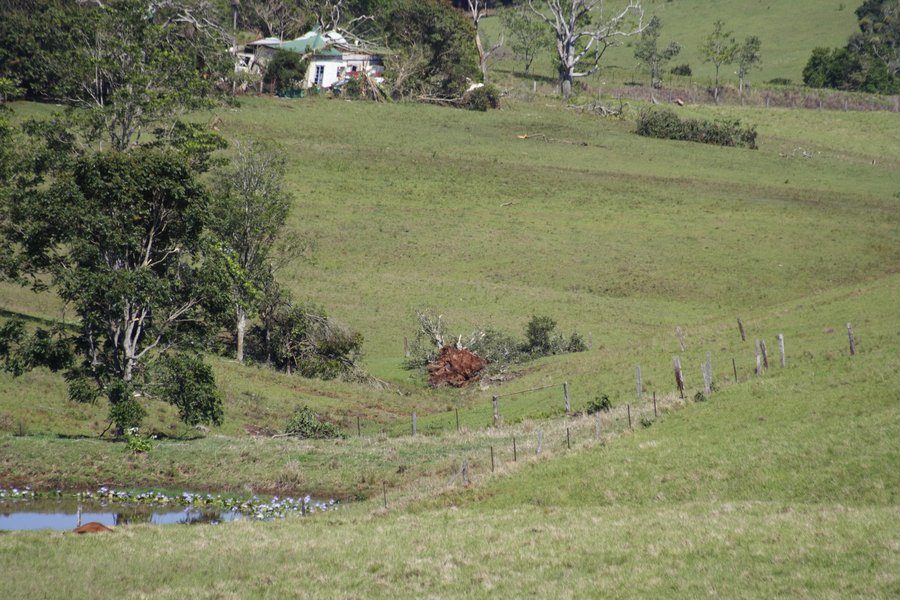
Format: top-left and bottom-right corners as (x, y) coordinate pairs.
(239, 29), (385, 90)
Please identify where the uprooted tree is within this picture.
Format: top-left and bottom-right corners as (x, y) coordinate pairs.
(527, 0), (645, 97)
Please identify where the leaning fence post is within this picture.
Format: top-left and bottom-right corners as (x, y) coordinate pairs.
(737, 318), (746, 342)
(564, 382), (570, 415)
(755, 340), (763, 376)
(673, 356), (685, 398)
(732, 357), (738, 382)
(847, 323), (856, 355)
(760, 340), (769, 370)
(635, 365), (642, 400)
(777, 334), (785, 368)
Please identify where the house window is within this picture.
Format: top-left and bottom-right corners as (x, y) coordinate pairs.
(314, 65), (325, 86)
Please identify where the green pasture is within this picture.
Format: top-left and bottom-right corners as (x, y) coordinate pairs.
(482, 0), (860, 87)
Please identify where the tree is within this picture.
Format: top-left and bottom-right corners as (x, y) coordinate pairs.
(804, 1), (899, 94)
(466, 0), (504, 81)
(632, 15), (680, 89)
(35, 0), (231, 150)
(500, 4), (552, 76)
(737, 35), (762, 97)
(209, 139), (293, 363)
(700, 19), (738, 103)
(242, 0), (306, 39)
(527, 0), (645, 97)
(379, 0), (480, 98)
(0, 143), (232, 433)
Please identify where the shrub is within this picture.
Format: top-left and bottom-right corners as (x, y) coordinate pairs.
(693, 391), (707, 403)
(636, 108), (758, 149)
(640, 416), (653, 428)
(524, 315), (557, 355)
(462, 84), (501, 111)
(587, 394), (612, 414)
(468, 327), (523, 366)
(125, 433), (153, 454)
(670, 63), (692, 77)
(285, 405), (343, 439)
(767, 77), (793, 86)
(107, 381), (146, 434)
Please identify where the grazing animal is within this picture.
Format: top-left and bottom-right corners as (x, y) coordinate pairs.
(73, 522), (113, 534)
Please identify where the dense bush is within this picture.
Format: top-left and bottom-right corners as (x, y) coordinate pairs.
(461, 84), (501, 111)
(636, 108), (758, 149)
(767, 78), (793, 86)
(586, 394), (612, 414)
(670, 63), (692, 77)
(265, 50), (308, 92)
(285, 405), (343, 439)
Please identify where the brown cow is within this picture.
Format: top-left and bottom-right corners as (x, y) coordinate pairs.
(73, 522), (113, 534)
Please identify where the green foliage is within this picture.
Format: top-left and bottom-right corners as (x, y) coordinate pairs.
(693, 391), (707, 403)
(700, 20), (739, 99)
(284, 404), (342, 439)
(639, 415), (653, 428)
(125, 432), (153, 454)
(636, 109), (758, 150)
(153, 353), (224, 427)
(265, 50), (309, 92)
(586, 394), (612, 415)
(737, 36), (763, 89)
(107, 380), (146, 433)
(379, 0), (480, 98)
(803, 0), (899, 93)
(670, 63), (692, 76)
(462, 84), (501, 111)
(258, 300), (364, 380)
(524, 315), (557, 355)
(634, 16), (682, 88)
(499, 4), (552, 76)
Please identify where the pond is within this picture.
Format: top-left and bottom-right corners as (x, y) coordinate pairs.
(0, 486), (338, 532)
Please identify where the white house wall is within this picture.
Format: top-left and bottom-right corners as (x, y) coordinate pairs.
(304, 54), (385, 89)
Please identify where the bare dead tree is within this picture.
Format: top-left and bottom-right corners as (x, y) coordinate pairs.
(244, 0), (305, 39)
(528, 0), (645, 97)
(466, 0), (504, 81)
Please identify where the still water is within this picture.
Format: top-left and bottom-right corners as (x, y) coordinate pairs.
(0, 501), (243, 531)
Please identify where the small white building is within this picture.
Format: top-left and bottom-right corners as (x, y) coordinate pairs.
(244, 29), (384, 90)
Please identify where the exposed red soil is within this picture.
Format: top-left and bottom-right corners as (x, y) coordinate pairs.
(427, 346), (488, 387)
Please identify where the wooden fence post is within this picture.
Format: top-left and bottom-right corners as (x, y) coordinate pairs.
(564, 382), (570, 415)
(847, 323), (856, 355)
(403, 336), (410, 358)
(737, 318), (746, 342)
(455, 408), (460, 432)
(382, 482), (387, 508)
(676, 326), (686, 351)
(732, 357), (738, 382)
(777, 334), (785, 368)
(635, 365), (642, 400)
(357, 416), (361, 437)
(761, 340), (769, 370)
(673, 356), (685, 398)
(492, 396), (500, 427)
(566, 427), (571, 449)
(627, 404), (632, 430)
(490, 446), (495, 472)
(755, 340), (763, 376)
(513, 436), (517, 462)
(653, 392), (657, 418)
(411, 411), (417, 436)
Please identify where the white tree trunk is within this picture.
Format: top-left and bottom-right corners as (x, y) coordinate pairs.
(236, 305), (247, 363)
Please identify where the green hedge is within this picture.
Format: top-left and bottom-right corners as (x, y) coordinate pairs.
(636, 109), (758, 149)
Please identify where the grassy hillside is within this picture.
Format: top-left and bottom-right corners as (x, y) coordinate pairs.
(484, 0), (860, 86)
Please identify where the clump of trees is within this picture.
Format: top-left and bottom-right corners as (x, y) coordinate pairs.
(633, 16), (681, 89)
(803, 0), (899, 94)
(405, 311), (587, 374)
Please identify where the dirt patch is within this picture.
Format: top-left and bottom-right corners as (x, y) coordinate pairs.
(427, 346), (488, 387)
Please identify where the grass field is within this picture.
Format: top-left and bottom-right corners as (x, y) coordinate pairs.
(482, 0), (860, 87)
(1, 9), (899, 592)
